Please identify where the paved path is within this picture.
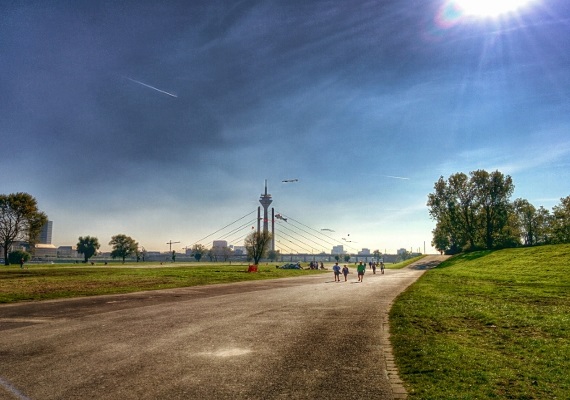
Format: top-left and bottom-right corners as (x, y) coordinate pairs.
(0, 256), (447, 400)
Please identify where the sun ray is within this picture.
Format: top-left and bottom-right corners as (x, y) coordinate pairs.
(453, 0), (538, 18)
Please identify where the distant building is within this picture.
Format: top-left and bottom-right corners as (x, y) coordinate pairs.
(213, 240), (228, 248)
(358, 248), (371, 256)
(57, 246), (79, 258)
(397, 248), (407, 255)
(332, 245), (344, 255)
(39, 221), (53, 244)
(233, 246), (246, 255)
(35, 244), (58, 258)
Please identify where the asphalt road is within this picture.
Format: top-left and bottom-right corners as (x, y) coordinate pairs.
(0, 256), (447, 400)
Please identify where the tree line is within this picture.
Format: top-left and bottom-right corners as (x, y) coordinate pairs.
(1, 192), (274, 265)
(427, 169), (570, 254)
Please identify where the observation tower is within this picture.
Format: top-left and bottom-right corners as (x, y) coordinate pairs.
(258, 180), (275, 251)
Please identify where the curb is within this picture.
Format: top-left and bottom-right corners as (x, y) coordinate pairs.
(381, 304), (408, 399)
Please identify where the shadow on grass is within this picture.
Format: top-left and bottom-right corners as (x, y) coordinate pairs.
(408, 260), (443, 270)
(436, 250), (492, 269)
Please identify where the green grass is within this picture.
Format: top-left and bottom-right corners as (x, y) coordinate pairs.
(390, 244), (570, 399)
(0, 262), (326, 303)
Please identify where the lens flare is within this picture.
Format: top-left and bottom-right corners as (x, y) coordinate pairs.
(428, 0), (540, 39)
(453, 0), (537, 18)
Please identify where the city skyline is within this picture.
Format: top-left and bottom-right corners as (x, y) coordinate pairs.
(2, 1), (569, 254)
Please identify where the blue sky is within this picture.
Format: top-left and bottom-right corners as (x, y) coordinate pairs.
(2, 0), (569, 254)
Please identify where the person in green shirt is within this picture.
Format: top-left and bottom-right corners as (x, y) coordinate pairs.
(357, 262), (365, 282)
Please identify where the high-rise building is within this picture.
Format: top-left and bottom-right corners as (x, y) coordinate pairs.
(332, 245), (344, 255)
(213, 240), (228, 248)
(39, 221), (53, 244)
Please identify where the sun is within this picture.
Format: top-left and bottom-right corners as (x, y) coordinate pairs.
(453, 0), (537, 18)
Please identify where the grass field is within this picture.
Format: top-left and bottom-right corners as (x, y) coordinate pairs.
(0, 257), (420, 304)
(0, 262), (327, 303)
(390, 244), (570, 399)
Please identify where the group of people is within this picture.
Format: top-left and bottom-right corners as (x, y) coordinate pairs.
(332, 261), (385, 282)
(368, 261), (385, 275)
(331, 263), (350, 281)
(309, 261), (324, 270)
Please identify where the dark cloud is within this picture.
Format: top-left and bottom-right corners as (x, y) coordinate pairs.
(2, 0), (570, 251)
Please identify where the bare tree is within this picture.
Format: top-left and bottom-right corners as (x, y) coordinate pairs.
(244, 231), (273, 265)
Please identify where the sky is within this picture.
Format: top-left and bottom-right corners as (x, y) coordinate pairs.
(2, 0), (570, 255)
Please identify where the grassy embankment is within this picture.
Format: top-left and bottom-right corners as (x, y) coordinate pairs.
(390, 244), (570, 399)
(0, 262), (327, 303)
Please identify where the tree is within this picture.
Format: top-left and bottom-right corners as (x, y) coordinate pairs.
(192, 244), (207, 261)
(427, 170), (516, 253)
(373, 250), (382, 261)
(8, 250), (30, 265)
(244, 231), (273, 265)
(512, 198), (552, 246)
(76, 236), (100, 263)
(139, 246), (147, 262)
(471, 170), (515, 249)
(343, 254), (351, 263)
(534, 206), (552, 245)
(209, 246), (231, 262)
(551, 196), (570, 244)
(267, 249), (279, 262)
(109, 234), (138, 263)
(0, 193), (48, 265)
(427, 174), (475, 253)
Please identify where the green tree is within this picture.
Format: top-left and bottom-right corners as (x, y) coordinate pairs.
(267, 249), (279, 262)
(244, 231), (273, 265)
(471, 170), (515, 249)
(8, 250), (30, 265)
(513, 199), (552, 246)
(428, 170), (516, 253)
(76, 236), (100, 263)
(0, 193), (48, 265)
(109, 234), (138, 264)
(551, 195), (570, 244)
(191, 244), (207, 261)
(427, 174), (474, 253)
(534, 206), (552, 244)
(431, 221), (453, 254)
(343, 254), (351, 263)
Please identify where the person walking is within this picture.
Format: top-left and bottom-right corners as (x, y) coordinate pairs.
(342, 265), (349, 281)
(372, 262), (376, 274)
(380, 261), (385, 274)
(20, 257), (24, 269)
(332, 262), (341, 282)
(357, 262), (365, 282)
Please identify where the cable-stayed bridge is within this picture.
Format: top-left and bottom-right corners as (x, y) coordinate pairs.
(184, 209), (361, 257)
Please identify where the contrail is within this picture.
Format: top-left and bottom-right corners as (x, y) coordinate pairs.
(383, 175), (410, 180)
(126, 77), (178, 98)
